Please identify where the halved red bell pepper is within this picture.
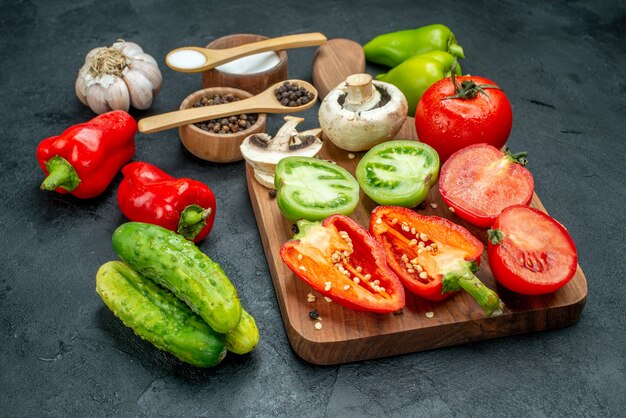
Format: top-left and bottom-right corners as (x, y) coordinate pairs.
(280, 214), (405, 313)
(117, 162), (216, 242)
(37, 110), (136, 199)
(370, 206), (503, 316)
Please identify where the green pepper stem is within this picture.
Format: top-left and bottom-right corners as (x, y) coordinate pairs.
(40, 155), (80, 192)
(457, 272), (504, 317)
(180, 207), (211, 227)
(448, 43), (465, 59)
(177, 204), (211, 241)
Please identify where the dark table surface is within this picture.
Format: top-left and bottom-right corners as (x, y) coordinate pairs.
(2, 0), (624, 416)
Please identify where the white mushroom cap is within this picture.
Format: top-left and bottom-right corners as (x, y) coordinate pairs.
(319, 74), (408, 152)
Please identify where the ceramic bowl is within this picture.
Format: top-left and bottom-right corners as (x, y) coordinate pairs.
(178, 87), (266, 163)
(202, 34), (289, 94)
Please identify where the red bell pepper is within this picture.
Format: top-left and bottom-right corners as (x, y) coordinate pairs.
(370, 206), (503, 316)
(37, 110), (136, 199)
(117, 162), (216, 242)
(280, 214), (405, 314)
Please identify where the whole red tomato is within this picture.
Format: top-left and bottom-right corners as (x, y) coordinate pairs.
(414, 74), (513, 162)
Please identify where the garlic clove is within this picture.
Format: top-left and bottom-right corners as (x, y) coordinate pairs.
(86, 83), (113, 114)
(75, 64), (91, 105)
(105, 77), (130, 111)
(130, 59), (162, 94)
(112, 40), (144, 58)
(75, 76), (88, 105)
(132, 52), (158, 68)
(123, 69), (153, 110)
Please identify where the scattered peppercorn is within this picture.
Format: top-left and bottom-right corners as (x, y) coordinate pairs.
(274, 81), (315, 107)
(268, 189), (277, 199)
(192, 94), (258, 134)
(393, 308), (404, 316)
(309, 309), (320, 320)
(291, 224), (299, 234)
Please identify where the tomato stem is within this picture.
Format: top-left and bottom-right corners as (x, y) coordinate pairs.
(488, 228), (504, 245)
(504, 148), (529, 166)
(443, 60), (501, 102)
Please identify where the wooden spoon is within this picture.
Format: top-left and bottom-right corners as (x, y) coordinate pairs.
(138, 80), (318, 134)
(166, 32), (327, 73)
(312, 38), (365, 100)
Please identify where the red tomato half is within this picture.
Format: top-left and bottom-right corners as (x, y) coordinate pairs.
(488, 206), (578, 295)
(415, 75), (513, 162)
(439, 144), (534, 228)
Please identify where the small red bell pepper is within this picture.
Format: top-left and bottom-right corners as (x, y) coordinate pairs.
(280, 215), (405, 313)
(117, 162), (216, 242)
(37, 110), (136, 199)
(370, 206), (503, 316)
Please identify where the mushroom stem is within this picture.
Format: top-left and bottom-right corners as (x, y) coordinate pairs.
(270, 116), (305, 150)
(344, 73), (381, 112)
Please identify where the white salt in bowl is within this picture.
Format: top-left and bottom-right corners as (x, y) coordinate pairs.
(201, 34), (289, 95)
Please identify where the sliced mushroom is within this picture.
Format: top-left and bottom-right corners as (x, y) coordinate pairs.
(240, 116), (323, 188)
(318, 73), (408, 152)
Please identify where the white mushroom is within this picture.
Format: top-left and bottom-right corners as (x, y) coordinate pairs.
(318, 73), (408, 152)
(240, 116), (323, 188)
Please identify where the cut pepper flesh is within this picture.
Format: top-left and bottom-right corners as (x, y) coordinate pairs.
(280, 215), (405, 313)
(371, 207), (481, 300)
(370, 206), (503, 316)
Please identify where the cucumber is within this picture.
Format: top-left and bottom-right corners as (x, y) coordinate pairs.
(96, 261), (227, 367)
(112, 222), (242, 334)
(222, 309), (259, 355)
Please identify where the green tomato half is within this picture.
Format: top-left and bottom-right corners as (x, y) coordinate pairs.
(275, 156), (360, 222)
(356, 140), (440, 207)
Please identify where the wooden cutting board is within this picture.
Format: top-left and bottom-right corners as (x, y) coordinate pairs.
(245, 41), (588, 365)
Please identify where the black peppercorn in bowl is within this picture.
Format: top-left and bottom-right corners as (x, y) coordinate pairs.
(179, 87), (267, 163)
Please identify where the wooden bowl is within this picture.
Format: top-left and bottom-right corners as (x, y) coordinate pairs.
(202, 34), (288, 94)
(178, 87), (267, 163)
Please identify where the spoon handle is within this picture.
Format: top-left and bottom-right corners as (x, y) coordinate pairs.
(138, 99), (267, 134)
(222, 32), (327, 62)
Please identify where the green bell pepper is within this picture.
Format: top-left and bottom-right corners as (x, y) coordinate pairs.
(376, 51), (461, 116)
(363, 24), (465, 68)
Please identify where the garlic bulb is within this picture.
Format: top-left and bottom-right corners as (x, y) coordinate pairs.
(75, 40), (162, 113)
